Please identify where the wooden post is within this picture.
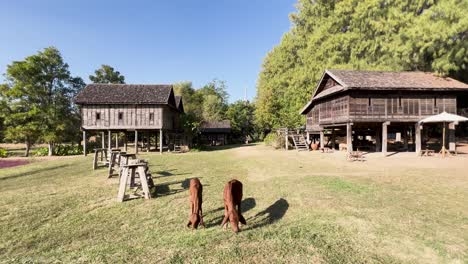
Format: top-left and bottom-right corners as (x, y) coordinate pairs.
(83, 130), (87, 156)
(306, 133), (310, 144)
(403, 126), (409, 151)
(108, 130), (111, 154)
(382, 122), (389, 156)
(331, 128), (335, 150)
(124, 132), (128, 152)
(319, 131), (325, 149)
(147, 132), (150, 153)
(415, 123), (421, 156)
(346, 123), (353, 152)
(375, 129), (381, 152)
(135, 130), (139, 154)
(160, 129), (163, 154)
(285, 129), (289, 150)
(115, 133), (119, 148)
(101, 132), (105, 149)
(449, 122), (456, 153)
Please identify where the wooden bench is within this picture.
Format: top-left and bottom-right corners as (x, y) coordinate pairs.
(347, 151), (365, 162)
(117, 162), (153, 202)
(93, 148), (108, 170)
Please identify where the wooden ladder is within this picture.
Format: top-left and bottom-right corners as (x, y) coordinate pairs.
(291, 134), (309, 151)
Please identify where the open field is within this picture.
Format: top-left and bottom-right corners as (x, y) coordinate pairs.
(0, 144), (467, 263)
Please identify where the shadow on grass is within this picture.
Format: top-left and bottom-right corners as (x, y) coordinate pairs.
(247, 198), (289, 229)
(153, 169), (190, 178)
(153, 177), (201, 197)
(204, 197), (256, 228)
(0, 164), (70, 181)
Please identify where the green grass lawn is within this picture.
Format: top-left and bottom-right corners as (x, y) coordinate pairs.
(1, 144), (467, 263)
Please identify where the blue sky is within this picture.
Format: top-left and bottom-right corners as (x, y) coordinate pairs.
(0, 0), (296, 102)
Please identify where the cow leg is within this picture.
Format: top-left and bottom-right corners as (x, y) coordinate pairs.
(221, 204), (229, 229)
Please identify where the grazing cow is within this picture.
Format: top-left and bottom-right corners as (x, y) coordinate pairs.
(187, 178), (204, 229)
(221, 179), (246, 233)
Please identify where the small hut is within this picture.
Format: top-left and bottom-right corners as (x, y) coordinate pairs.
(199, 120), (231, 146)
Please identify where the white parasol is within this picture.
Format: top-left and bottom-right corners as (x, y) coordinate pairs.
(419, 112), (468, 157)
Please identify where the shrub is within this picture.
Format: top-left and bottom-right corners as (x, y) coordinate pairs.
(32, 145), (84, 156)
(263, 133), (285, 149)
(32, 147), (48, 156)
(0, 148), (7, 158)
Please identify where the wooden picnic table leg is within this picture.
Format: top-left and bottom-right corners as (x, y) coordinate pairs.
(137, 166), (151, 199)
(117, 167), (129, 202)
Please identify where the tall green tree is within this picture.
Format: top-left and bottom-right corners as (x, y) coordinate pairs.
(1, 47), (85, 156)
(226, 100), (256, 141)
(199, 79), (229, 121)
(89, 64), (125, 84)
(256, 0), (468, 131)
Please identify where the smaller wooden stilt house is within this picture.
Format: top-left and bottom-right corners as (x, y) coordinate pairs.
(199, 120), (231, 146)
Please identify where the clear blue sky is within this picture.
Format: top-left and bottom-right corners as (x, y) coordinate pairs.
(0, 0), (296, 102)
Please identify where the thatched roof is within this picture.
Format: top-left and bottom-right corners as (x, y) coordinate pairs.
(200, 120), (231, 133)
(75, 84), (175, 105)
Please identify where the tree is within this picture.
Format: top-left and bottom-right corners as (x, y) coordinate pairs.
(199, 79), (228, 122)
(226, 100), (256, 141)
(256, 0), (468, 131)
(1, 47), (85, 156)
(89, 64), (125, 84)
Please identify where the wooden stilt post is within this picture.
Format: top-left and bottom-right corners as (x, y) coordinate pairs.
(147, 132), (150, 153)
(108, 130), (112, 154)
(376, 128), (381, 152)
(83, 130), (87, 156)
(124, 132), (128, 152)
(319, 131), (325, 149)
(115, 133), (119, 148)
(135, 130), (139, 154)
(449, 122), (456, 153)
(346, 123), (353, 152)
(415, 123), (421, 156)
(382, 122), (389, 156)
(331, 128), (335, 150)
(306, 132), (310, 145)
(285, 129), (289, 150)
(101, 131), (105, 149)
(403, 126), (409, 151)
(160, 129), (163, 154)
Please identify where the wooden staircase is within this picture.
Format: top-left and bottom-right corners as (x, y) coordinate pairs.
(290, 134), (309, 151)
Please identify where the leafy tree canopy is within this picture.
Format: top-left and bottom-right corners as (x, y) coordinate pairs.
(256, 0), (468, 131)
(0, 47), (85, 156)
(89, 64), (125, 84)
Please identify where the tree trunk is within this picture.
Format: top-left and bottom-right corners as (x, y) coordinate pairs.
(25, 141), (31, 157)
(48, 142), (54, 156)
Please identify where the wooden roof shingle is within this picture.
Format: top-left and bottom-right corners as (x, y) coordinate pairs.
(200, 120), (231, 133)
(75, 84), (174, 105)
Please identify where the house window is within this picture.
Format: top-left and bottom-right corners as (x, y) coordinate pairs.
(96, 113), (101, 120)
(149, 113), (154, 121)
(368, 98), (371, 106)
(434, 97), (437, 107)
(118, 112), (123, 120)
(398, 97), (402, 107)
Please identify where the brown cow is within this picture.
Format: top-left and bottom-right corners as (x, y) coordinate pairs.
(187, 178), (204, 229)
(221, 179), (246, 233)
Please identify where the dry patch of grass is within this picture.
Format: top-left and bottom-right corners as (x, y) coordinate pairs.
(0, 144), (467, 263)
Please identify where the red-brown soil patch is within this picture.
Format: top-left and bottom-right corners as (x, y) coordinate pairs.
(0, 159), (29, 169)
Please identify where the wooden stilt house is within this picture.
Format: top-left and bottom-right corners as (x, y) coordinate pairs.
(75, 84), (184, 155)
(300, 70), (468, 156)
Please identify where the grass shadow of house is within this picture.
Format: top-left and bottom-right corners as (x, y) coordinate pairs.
(247, 198), (289, 229)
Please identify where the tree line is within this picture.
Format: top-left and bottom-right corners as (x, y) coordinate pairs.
(0, 47), (257, 156)
(255, 0), (468, 132)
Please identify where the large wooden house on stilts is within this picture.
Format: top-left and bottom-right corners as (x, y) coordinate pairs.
(75, 84), (184, 155)
(300, 70), (468, 156)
